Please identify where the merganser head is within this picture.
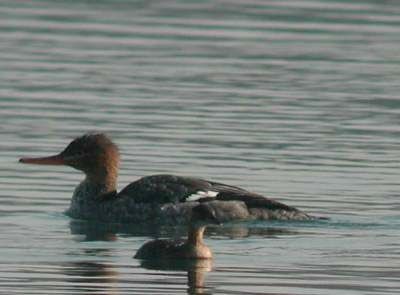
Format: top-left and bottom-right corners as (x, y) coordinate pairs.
(19, 133), (120, 182)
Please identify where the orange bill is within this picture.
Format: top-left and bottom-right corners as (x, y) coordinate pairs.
(19, 154), (65, 165)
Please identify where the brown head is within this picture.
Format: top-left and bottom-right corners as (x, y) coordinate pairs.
(19, 133), (120, 185)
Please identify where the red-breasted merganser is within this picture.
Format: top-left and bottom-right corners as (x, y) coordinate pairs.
(19, 133), (314, 223)
(135, 201), (224, 260)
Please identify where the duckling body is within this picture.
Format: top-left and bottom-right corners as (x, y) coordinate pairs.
(134, 227), (212, 260)
(135, 202), (224, 260)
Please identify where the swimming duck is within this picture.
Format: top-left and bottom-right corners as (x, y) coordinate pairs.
(135, 201), (229, 260)
(19, 133), (313, 224)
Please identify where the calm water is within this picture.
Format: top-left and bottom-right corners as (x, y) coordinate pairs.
(1, 0), (400, 294)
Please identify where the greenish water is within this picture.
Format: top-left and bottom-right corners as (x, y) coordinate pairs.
(1, 0), (400, 294)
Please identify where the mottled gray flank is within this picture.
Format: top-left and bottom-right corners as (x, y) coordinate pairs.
(66, 177), (313, 224)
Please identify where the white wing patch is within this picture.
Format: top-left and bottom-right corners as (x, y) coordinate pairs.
(186, 190), (219, 202)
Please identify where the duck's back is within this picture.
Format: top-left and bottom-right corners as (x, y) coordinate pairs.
(118, 174), (217, 203)
(118, 174), (311, 220)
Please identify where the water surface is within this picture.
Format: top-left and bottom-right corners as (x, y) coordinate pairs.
(1, 0), (400, 294)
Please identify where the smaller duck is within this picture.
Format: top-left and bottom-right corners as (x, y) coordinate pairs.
(134, 201), (241, 260)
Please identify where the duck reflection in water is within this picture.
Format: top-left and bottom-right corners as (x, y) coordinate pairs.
(63, 260), (119, 295)
(139, 258), (213, 295)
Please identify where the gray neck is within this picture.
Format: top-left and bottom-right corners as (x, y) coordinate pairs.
(75, 178), (116, 199)
(67, 178), (117, 219)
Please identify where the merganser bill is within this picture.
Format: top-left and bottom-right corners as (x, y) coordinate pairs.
(19, 133), (314, 223)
